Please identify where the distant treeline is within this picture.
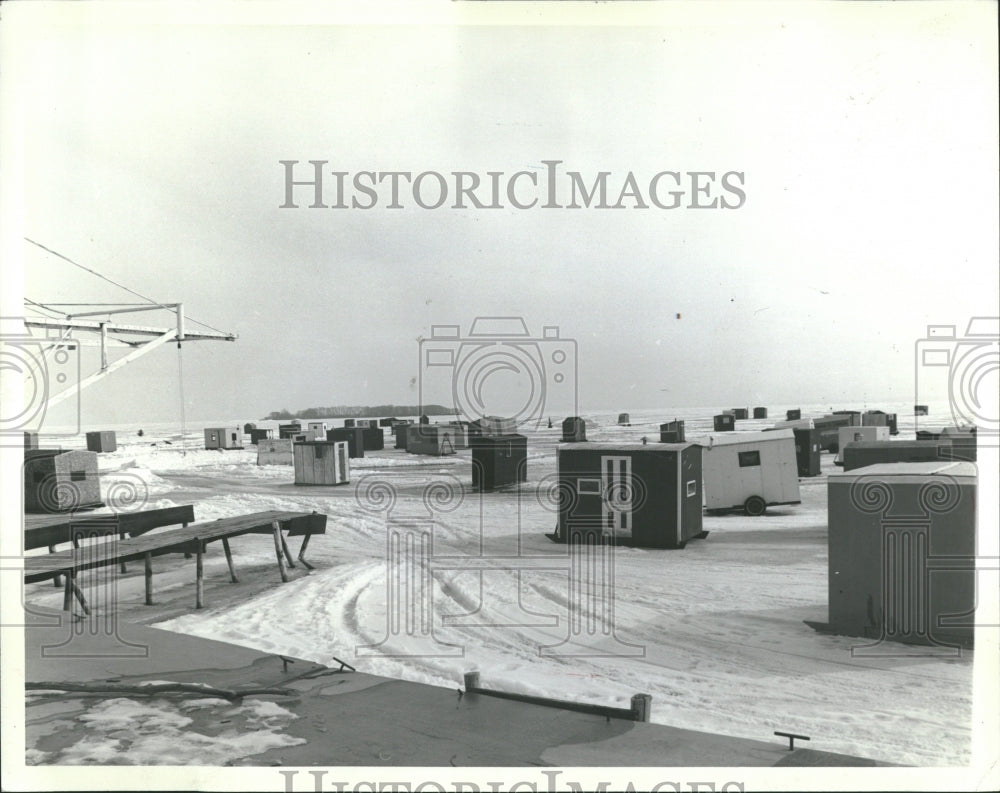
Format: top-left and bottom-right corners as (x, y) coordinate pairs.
(262, 405), (458, 420)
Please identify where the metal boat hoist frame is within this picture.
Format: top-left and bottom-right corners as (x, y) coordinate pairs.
(23, 303), (236, 408)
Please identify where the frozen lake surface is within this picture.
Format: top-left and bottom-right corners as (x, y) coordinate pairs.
(24, 403), (976, 766)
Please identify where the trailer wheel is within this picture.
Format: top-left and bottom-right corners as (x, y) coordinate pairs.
(744, 496), (767, 516)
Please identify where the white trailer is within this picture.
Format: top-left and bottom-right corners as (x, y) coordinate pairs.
(702, 428), (801, 516)
(833, 425), (890, 465)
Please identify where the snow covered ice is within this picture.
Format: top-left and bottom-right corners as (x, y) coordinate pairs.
(24, 403), (975, 766)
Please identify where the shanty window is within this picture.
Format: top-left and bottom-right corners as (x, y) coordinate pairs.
(738, 451), (761, 468)
(578, 478), (601, 494)
(686, 480), (697, 497)
(70, 470), (87, 481)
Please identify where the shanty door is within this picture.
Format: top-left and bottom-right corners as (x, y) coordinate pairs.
(601, 455), (632, 536)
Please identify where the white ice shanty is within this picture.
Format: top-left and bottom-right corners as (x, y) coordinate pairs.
(702, 428), (801, 515)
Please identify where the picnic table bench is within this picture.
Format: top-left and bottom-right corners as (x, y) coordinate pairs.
(23, 510), (327, 613)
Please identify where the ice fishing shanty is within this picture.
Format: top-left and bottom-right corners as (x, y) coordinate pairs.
(393, 421), (414, 449)
(813, 413), (858, 451)
(713, 413), (735, 432)
(659, 420), (685, 443)
(293, 440), (350, 486)
(279, 422), (303, 439)
(249, 428), (274, 445)
(361, 425), (385, 452)
(702, 429), (800, 516)
(817, 461), (977, 648)
(617, 413), (630, 426)
(765, 425), (821, 477)
(471, 416), (517, 438)
(834, 425), (890, 465)
(786, 409), (801, 421)
(842, 440), (953, 471)
(863, 410), (898, 435)
(325, 427), (366, 458)
(305, 422), (329, 441)
(24, 449), (103, 513)
(561, 416), (587, 442)
(471, 433), (528, 491)
(752, 407), (768, 419)
(731, 408), (749, 420)
(940, 426), (977, 461)
(257, 438), (294, 466)
(550, 443), (705, 549)
(790, 427), (822, 477)
(405, 424), (458, 456)
(204, 427), (243, 450)
(85, 431), (117, 453)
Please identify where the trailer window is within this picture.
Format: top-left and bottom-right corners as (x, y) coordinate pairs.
(686, 480), (697, 497)
(738, 451), (761, 467)
(578, 478), (601, 495)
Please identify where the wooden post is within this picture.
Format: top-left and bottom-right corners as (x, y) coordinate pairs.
(630, 693), (652, 722)
(463, 671), (481, 692)
(195, 541), (204, 609)
(74, 579), (90, 615)
(144, 552), (153, 605)
(279, 533), (296, 568)
(62, 571), (74, 611)
(272, 521), (288, 583)
(119, 532), (128, 574)
(50, 545), (62, 587)
(297, 533), (314, 570)
(222, 537), (238, 583)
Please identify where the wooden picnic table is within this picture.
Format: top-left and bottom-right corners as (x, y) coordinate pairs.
(24, 510), (327, 612)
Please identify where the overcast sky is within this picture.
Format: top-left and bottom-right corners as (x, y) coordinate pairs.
(5, 1), (998, 426)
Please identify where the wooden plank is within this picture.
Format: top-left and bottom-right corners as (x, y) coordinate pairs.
(272, 521), (289, 583)
(24, 510), (326, 583)
(298, 533), (314, 570)
(24, 505), (196, 550)
(280, 533), (296, 568)
(144, 552), (153, 605)
(195, 541), (204, 609)
(222, 537), (238, 583)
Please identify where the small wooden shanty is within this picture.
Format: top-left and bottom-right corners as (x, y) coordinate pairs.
(561, 416), (587, 442)
(294, 441), (350, 485)
(204, 427), (243, 450)
(85, 431), (117, 453)
(713, 413), (735, 432)
(471, 434), (527, 491)
(24, 449), (103, 513)
(257, 438), (294, 465)
(659, 420), (685, 443)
